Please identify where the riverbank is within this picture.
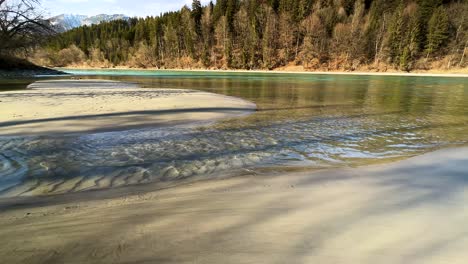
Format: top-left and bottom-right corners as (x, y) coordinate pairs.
(0, 146), (467, 263)
(0, 79), (256, 136)
(0, 56), (66, 78)
(0, 68), (66, 78)
(58, 65), (468, 78)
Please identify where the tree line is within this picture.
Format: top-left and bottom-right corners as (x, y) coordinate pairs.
(35, 0), (468, 72)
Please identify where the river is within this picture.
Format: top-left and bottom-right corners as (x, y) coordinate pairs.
(1, 70), (467, 196)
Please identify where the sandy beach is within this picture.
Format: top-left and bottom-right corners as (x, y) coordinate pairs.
(0, 146), (467, 263)
(0, 79), (256, 136)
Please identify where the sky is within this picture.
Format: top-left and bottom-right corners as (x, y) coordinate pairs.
(41, 0), (212, 18)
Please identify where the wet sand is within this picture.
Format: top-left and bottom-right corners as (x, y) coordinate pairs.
(0, 147), (467, 264)
(0, 79), (256, 136)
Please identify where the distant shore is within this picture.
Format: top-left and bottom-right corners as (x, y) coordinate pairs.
(58, 65), (468, 78)
(0, 56), (66, 78)
(1, 146), (467, 263)
(0, 68), (66, 78)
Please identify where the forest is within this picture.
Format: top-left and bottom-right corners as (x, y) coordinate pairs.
(33, 0), (468, 72)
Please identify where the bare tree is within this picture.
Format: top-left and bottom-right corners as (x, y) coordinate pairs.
(0, 0), (38, 6)
(0, 0), (52, 54)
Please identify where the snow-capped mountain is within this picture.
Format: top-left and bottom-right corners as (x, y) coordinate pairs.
(49, 14), (129, 32)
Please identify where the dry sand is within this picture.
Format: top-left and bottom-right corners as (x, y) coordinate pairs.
(0, 79), (256, 136)
(0, 146), (467, 264)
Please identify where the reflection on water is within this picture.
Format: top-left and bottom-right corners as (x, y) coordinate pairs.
(1, 70), (467, 196)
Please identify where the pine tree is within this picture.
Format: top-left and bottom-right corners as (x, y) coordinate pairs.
(417, 0), (443, 49)
(426, 6), (449, 55)
(387, 1), (404, 64)
(400, 46), (410, 71)
(192, 0), (203, 37)
(262, 6), (278, 69)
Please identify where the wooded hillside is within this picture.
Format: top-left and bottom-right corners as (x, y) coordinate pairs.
(35, 0), (468, 72)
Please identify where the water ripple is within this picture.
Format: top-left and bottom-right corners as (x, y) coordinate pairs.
(1, 110), (464, 197)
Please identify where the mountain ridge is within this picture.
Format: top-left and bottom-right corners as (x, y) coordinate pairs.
(49, 14), (129, 32)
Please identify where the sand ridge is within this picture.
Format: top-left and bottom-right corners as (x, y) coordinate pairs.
(0, 79), (256, 136)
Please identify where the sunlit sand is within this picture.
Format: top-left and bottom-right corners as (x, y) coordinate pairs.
(0, 79), (256, 136)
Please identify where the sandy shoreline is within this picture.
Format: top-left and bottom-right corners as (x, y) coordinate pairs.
(0, 79), (256, 136)
(0, 146), (467, 263)
(59, 66), (468, 78)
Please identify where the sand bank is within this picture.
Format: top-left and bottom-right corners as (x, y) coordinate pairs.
(0, 79), (256, 136)
(0, 146), (467, 264)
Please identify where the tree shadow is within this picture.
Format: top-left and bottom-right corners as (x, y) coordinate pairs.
(0, 107), (256, 129)
(1, 148), (468, 263)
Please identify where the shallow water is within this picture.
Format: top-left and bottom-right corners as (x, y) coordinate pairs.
(1, 70), (467, 196)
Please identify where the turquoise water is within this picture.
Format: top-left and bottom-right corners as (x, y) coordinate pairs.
(1, 69), (467, 196)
